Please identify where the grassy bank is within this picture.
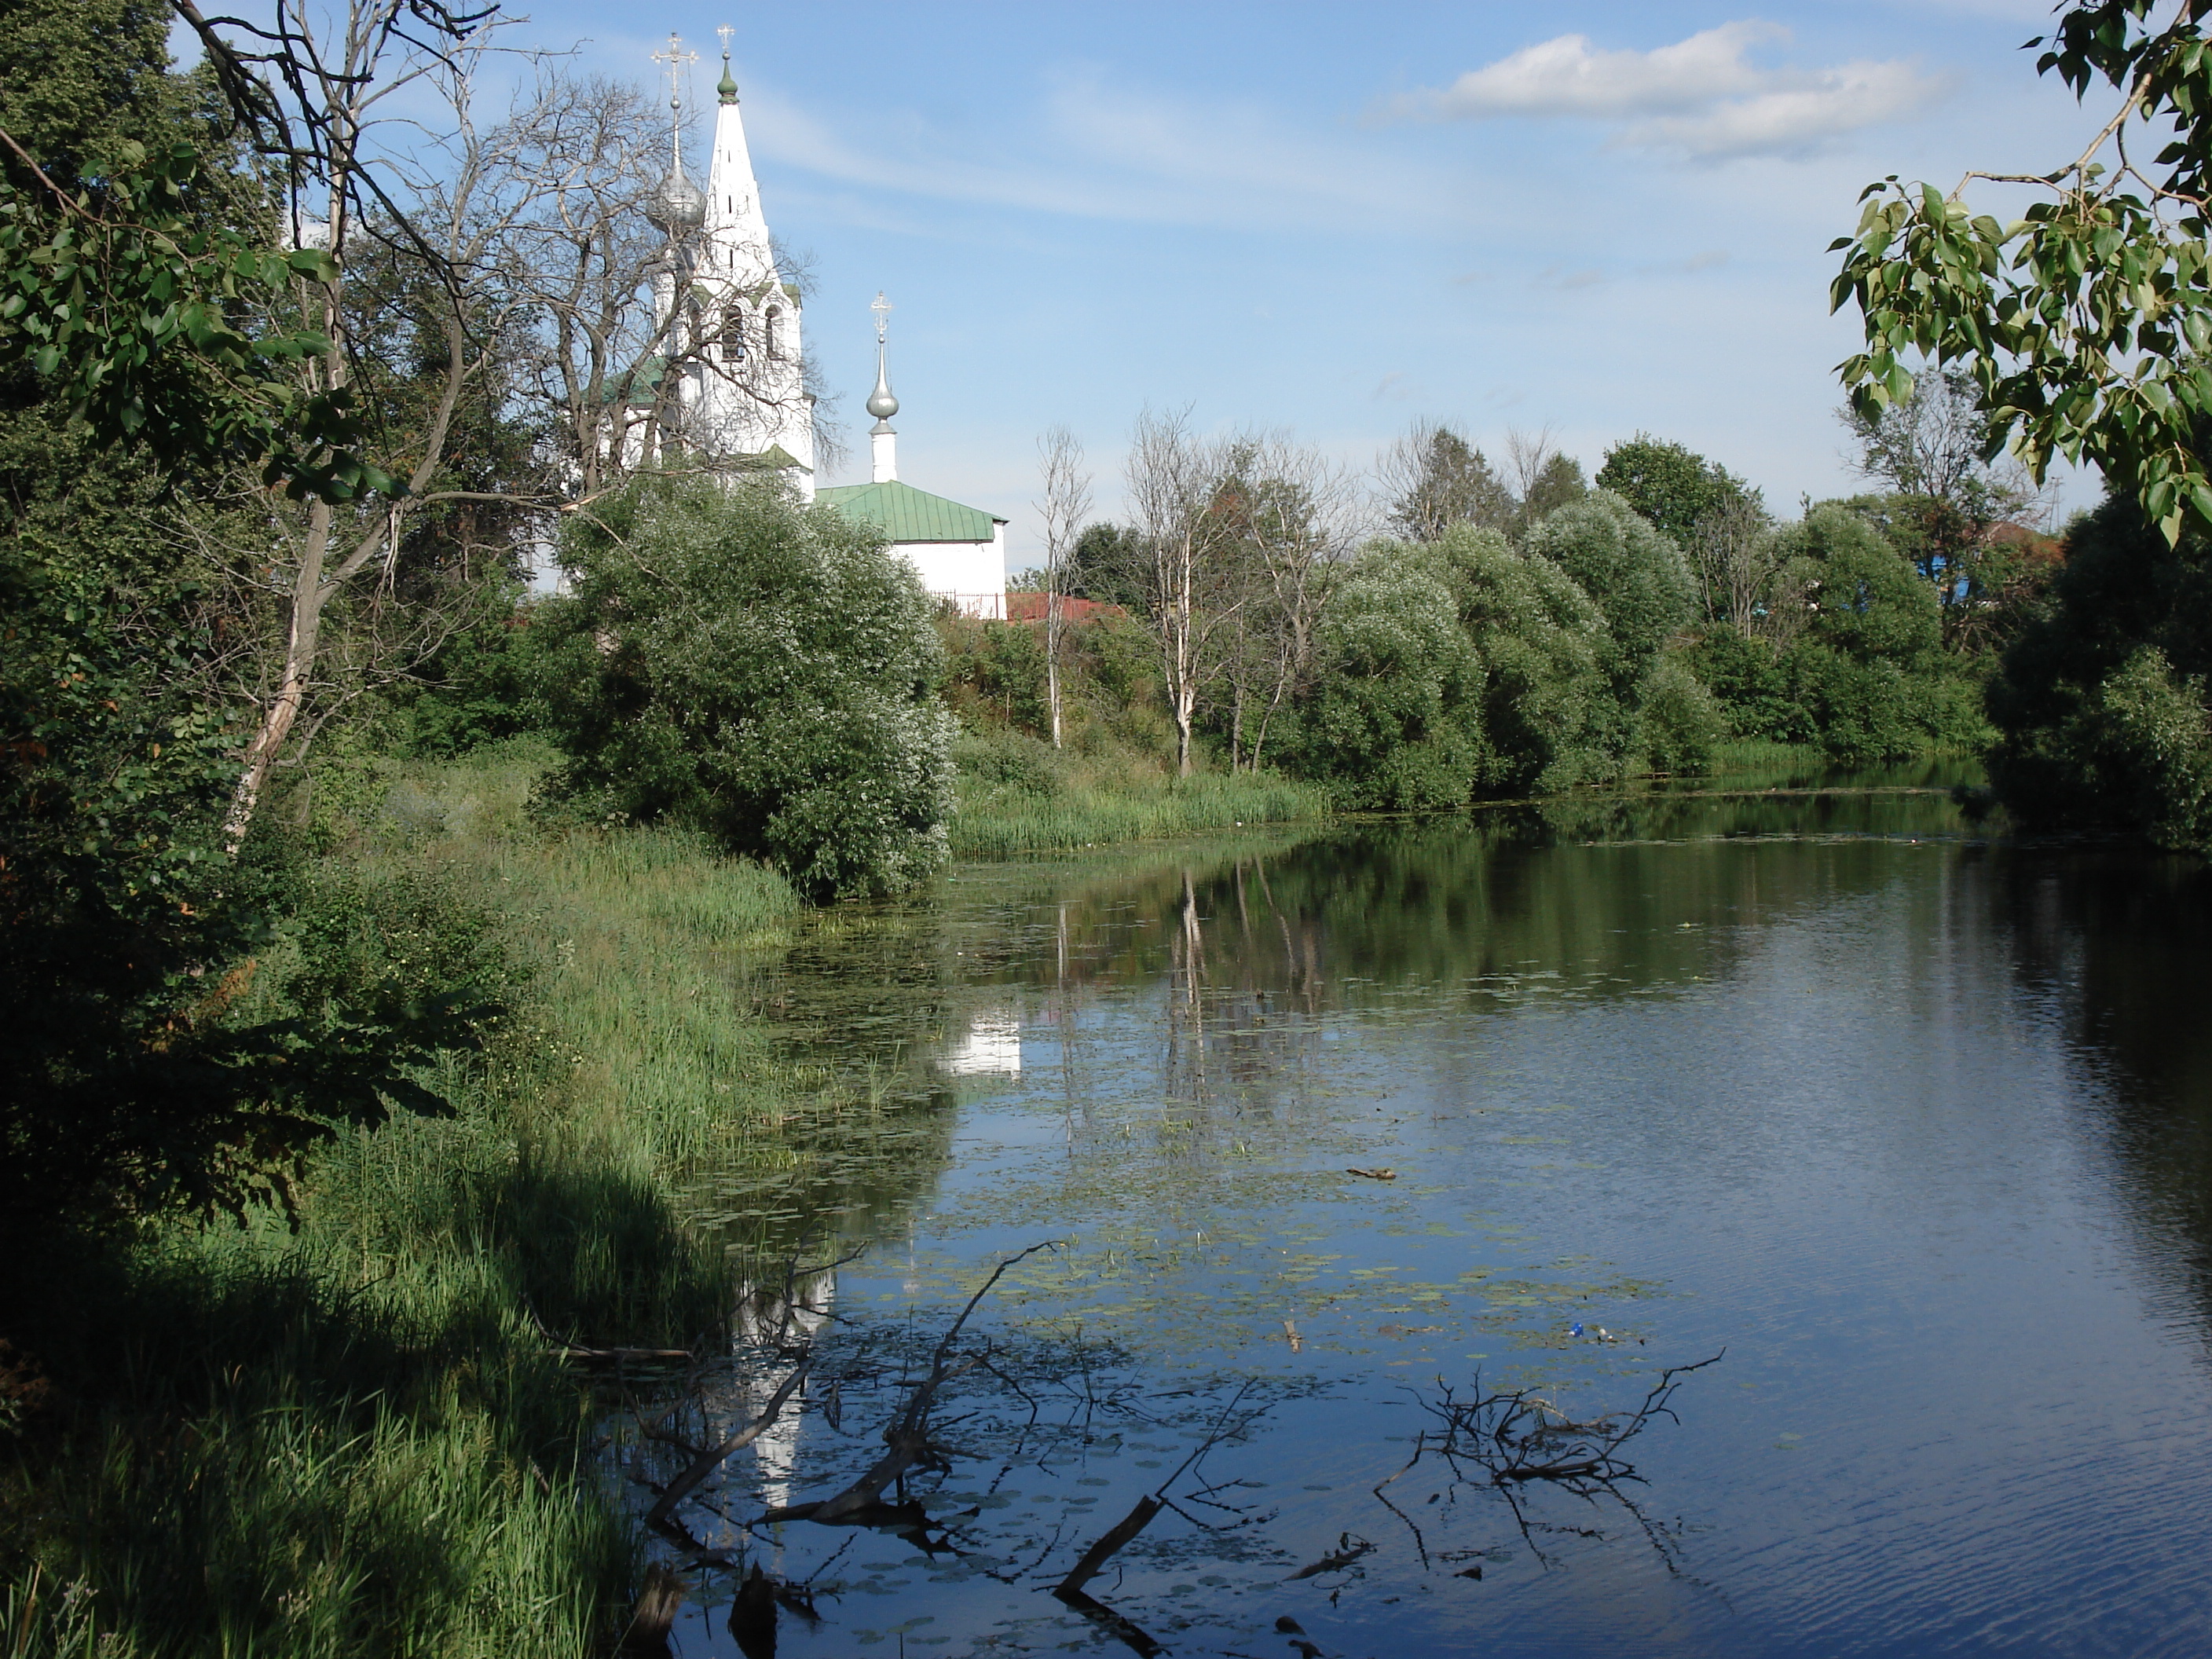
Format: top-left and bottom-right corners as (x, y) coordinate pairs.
(2, 740), (808, 1659)
(953, 767), (1331, 858)
(949, 727), (1332, 859)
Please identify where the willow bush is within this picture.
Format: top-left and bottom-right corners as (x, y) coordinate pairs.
(534, 478), (954, 899)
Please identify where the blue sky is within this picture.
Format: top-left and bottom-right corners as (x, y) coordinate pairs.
(414, 3), (2114, 564)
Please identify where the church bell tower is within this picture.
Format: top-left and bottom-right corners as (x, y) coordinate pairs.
(646, 28), (815, 497)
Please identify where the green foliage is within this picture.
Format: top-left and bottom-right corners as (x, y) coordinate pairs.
(1595, 435), (1756, 546)
(1287, 526), (1611, 807)
(940, 615), (1050, 736)
(1790, 504), (1943, 663)
(1683, 624), (1809, 743)
(954, 721), (1064, 800)
(385, 595), (547, 759)
(1518, 450), (1588, 526)
(1381, 423), (1586, 545)
(1523, 489), (1698, 760)
(0, 142), (385, 500)
(1987, 493), (2212, 850)
(0, 549), (483, 1232)
(534, 477), (954, 900)
(0, 750), (793, 1659)
(0, 0), (172, 182)
(1385, 423), (1516, 542)
(1431, 526), (1610, 792)
(1774, 504), (1972, 764)
(1639, 657), (1728, 774)
(1292, 546), (1487, 809)
(1065, 521), (1152, 614)
(1830, 3), (2212, 544)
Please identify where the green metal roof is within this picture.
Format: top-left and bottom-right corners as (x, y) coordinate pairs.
(816, 480), (1003, 544)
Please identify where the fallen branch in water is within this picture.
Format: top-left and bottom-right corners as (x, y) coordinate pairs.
(1374, 1350), (1725, 1573)
(1419, 1351), (1724, 1491)
(1051, 1585), (1167, 1657)
(1048, 1379), (1260, 1655)
(646, 1356), (812, 1528)
(1056, 1496), (1166, 1598)
(524, 1298), (694, 1365)
(1284, 1532), (1374, 1580)
(763, 1241), (1061, 1526)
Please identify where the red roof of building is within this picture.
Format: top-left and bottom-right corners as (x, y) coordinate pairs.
(1004, 593), (1129, 624)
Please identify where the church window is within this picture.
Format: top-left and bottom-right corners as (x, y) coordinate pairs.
(722, 301), (746, 365)
(764, 306), (782, 360)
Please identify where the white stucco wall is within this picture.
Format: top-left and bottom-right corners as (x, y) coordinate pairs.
(895, 523), (1007, 617)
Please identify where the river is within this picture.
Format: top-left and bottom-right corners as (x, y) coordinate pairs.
(621, 778), (2212, 1658)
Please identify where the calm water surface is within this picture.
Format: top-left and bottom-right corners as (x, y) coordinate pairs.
(634, 784), (2212, 1658)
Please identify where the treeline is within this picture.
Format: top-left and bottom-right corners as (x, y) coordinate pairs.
(965, 382), (2053, 817)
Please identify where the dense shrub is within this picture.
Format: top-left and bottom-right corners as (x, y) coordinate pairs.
(1640, 656), (1729, 773)
(1523, 490), (1697, 762)
(1683, 623), (1809, 742)
(533, 477), (954, 899)
(1287, 526), (1610, 806)
(1436, 526), (1610, 791)
(952, 722), (1065, 798)
(940, 615), (1050, 737)
(384, 584), (547, 758)
(1291, 548), (1486, 809)
(1778, 504), (1965, 764)
(1987, 493), (2212, 851)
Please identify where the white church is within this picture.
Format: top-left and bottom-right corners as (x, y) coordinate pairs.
(639, 31), (1007, 617)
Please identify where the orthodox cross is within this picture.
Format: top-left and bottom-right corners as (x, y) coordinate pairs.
(650, 32), (699, 114)
(872, 291), (893, 347)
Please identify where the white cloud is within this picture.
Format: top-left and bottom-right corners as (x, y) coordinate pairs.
(1382, 21), (1946, 160)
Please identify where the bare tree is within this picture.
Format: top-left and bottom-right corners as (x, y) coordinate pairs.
(165, 8), (877, 846)
(1841, 365), (2045, 518)
(1376, 419), (1513, 540)
(1690, 493), (1779, 632)
(1034, 427), (1093, 750)
(1503, 423), (1588, 529)
(1220, 434), (1359, 771)
(485, 70), (670, 498)
(1123, 408), (1248, 778)
(168, 0), (553, 846)
(1501, 423), (1561, 503)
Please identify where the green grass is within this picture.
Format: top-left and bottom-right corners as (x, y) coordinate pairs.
(2, 739), (811, 1659)
(1701, 738), (1824, 776)
(950, 760), (1331, 859)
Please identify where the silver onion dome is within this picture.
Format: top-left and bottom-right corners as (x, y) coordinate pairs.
(866, 364), (899, 422)
(648, 164), (706, 232)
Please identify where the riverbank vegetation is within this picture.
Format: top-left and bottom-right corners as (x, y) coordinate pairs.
(6, 0), (2211, 1650)
(2, 742), (808, 1657)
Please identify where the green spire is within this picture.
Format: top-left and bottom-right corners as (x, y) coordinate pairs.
(718, 51), (738, 104)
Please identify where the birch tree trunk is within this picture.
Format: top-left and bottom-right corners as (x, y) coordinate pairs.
(1035, 427), (1091, 751)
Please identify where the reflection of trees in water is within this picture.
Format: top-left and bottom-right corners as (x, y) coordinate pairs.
(1065, 789), (1978, 1015)
(1990, 849), (2212, 1340)
(923, 792), (1991, 1189)
(687, 897), (976, 1284)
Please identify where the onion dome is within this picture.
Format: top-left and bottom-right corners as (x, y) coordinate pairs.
(866, 361), (899, 422)
(649, 163), (706, 232)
